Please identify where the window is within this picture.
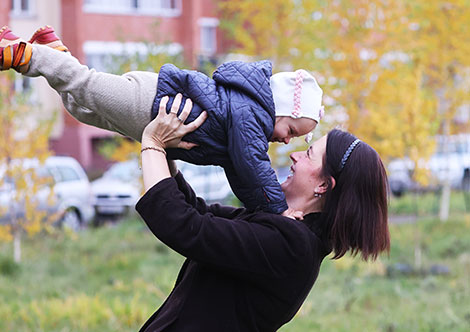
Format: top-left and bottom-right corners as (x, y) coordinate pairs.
(83, 0), (181, 16)
(10, 0), (34, 16)
(199, 18), (219, 56)
(84, 41), (182, 72)
(161, 0), (177, 9)
(13, 75), (37, 104)
(14, 76), (32, 93)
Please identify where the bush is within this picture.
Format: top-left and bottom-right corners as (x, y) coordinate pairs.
(0, 256), (20, 277)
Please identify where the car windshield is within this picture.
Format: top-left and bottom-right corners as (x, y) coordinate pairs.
(103, 160), (141, 182)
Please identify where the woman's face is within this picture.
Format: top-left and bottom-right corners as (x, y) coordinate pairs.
(281, 135), (327, 200)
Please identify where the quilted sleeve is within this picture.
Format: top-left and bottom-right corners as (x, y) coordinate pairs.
(227, 105), (288, 214)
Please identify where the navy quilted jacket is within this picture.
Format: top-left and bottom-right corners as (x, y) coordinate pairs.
(151, 60), (288, 214)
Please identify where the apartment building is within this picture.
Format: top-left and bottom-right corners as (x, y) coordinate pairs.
(1, 1), (9, 24)
(7, 0), (229, 172)
(8, 0), (65, 140)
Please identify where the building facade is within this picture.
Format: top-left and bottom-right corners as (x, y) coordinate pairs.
(1, 1), (9, 25)
(8, 0), (229, 173)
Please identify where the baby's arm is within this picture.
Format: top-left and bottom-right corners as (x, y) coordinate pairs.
(226, 106), (288, 214)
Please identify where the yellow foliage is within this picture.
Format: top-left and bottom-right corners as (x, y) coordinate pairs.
(12, 293), (149, 330)
(98, 136), (141, 163)
(110, 138), (141, 162)
(221, 0), (470, 181)
(0, 73), (55, 255)
(0, 225), (13, 242)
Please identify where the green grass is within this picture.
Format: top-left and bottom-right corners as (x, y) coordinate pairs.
(389, 190), (470, 216)
(1, 214), (470, 331)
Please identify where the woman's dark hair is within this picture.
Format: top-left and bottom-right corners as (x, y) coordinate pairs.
(321, 129), (390, 261)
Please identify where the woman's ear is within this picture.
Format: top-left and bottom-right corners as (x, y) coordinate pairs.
(329, 176), (336, 190)
(317, 176), (336, 194)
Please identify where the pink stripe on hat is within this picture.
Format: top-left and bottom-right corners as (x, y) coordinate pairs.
(292, 70), (304, 118)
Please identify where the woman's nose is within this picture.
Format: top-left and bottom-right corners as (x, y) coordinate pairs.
(290, 151), (300, 162)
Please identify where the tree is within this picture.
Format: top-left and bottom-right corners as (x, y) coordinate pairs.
(220, 0), (470, 219)
(0, 72), (56, 262)
(405, 0), (470, 220)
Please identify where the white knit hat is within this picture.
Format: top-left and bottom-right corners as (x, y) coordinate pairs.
(270, 69), (324, 123)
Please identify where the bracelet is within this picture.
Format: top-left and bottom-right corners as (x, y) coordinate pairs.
(141, 146), (167, 156)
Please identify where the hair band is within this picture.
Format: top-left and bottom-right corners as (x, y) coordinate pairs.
(339, 139), (361, 170)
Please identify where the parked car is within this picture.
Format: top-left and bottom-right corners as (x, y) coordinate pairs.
(90, 159), (234, 222)
(90, 160), (141, 221)
(388, 134), (470, 196)
(387, 158), (418, 196)
(0, 156), (95, 230)
(176, 161), (233, 203)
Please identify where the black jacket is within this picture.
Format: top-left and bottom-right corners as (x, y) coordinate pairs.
(135, 172), (331, 332)
(152, 61), (288, 213)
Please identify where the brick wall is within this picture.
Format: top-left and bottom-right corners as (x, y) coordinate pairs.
(0, 1), (10, 27)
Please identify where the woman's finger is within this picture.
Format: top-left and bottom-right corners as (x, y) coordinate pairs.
(185, 111), (208, 133)
(177, 141), (199, 150)
(178, 98), (193, 123)
(170, 93), (183, 115)
(292, 211), (304, 220)
(158, 96), (169, 118)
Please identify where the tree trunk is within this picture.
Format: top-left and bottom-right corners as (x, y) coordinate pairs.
(439, 183), (451, 222)
(413, 193), (422, 270)
(439, 120), (451, 222)
(13, 230), (21, 263)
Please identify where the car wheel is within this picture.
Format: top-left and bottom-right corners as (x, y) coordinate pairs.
(62, 209), (82, 231)
(92, 214), (104, 228)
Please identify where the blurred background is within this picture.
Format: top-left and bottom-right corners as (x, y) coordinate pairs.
(0, 0), (469, 331)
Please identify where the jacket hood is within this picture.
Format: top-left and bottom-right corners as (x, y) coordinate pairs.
(212, 60), (276, 116)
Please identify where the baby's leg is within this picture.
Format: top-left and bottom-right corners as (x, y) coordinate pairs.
(25, 45), (158, 141)
(60, 92), (128, 135)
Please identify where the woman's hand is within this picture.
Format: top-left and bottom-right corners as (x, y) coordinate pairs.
(141, 94), (207, 191)
(282, 208), (304, 220)
(142, 93), (208, 149)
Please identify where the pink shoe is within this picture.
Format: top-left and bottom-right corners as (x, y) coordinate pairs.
(29, 25), (69, 52)
(0, 26), (32, 73)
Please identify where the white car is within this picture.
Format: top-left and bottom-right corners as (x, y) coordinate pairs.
(91, 160), (142, 219)
(0, 156), (95, 230)
(387, 134), (470, 196)
(90, 160), (233, 221)
(176, 161), (233, 204)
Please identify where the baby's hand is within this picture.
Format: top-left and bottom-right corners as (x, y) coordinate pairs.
(282, 208), (304, 220)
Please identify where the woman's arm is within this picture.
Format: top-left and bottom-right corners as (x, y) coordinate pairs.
(137, 95), (308, 281)
(136, 179), (310, 280)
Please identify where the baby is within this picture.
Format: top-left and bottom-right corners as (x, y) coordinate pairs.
(0, 25), (324, 214)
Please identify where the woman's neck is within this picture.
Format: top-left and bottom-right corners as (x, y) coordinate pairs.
(287, 196), (323, 216)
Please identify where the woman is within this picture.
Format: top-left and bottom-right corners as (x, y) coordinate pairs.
(136, 96), (390, 331)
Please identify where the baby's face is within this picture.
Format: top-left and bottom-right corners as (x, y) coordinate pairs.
(270, 117), (317, 144)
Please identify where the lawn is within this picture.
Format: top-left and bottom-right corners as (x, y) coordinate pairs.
(389, 190), (470, 217)
(1, 211), (470, 331)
